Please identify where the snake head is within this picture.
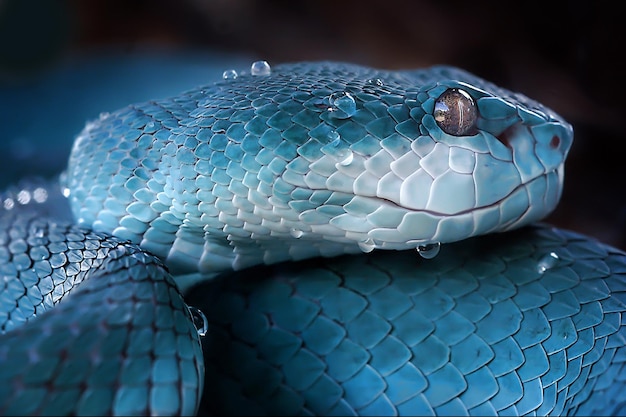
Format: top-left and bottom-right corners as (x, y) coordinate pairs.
(353, 65), (574, 246)
(65, 62), (573, 274)
(267, 63), (573, 257)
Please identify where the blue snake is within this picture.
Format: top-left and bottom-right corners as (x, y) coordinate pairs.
(1, 60), (626, 416)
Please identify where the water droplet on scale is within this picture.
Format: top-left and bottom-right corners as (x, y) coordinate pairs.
(222, 69), (238, 80)
(328, 91), (356, 118)
(188, 305), (208, 337)
(339, 151), (354, 166)
(366, 78), (384, 87)
(250, 60), (271, 76)
(321, 137), (354, 166)
(417, 242), (441, 259)
(537, 251), (559, 274)
(327, 130), (340, 141)
(290, 228), (304, 238)
(358, 238), (376, 253)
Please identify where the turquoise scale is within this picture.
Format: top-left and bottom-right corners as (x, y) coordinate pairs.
(3, 60), (625, 416)
(188, 225), (626, 416)
(0, 202), (204, 416)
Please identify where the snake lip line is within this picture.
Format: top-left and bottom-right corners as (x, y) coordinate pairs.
(321, 168), (560, 218)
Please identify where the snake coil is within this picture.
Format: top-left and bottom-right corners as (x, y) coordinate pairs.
(3, 61), (626, 416)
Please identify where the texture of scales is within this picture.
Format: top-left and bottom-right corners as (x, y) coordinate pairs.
(64, 62), (572, 281)
(0, 200), (204, 416)
(189, 224), (626, 416)
(3, 61), (604, 416)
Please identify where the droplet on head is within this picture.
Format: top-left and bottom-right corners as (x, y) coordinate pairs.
(62, 187), (71, 198)
(326, 130), (340, 141)
(358, 238), (376, 253)
(537, 251), (559, 274)
(328, 91), (356, 118)
(222, 69), (238, 80)
(366, 78), (384, 87)
(417, 242), (441, 259)
(188, 305), (208, 337)
(321, 137), (354, 166)
(250, 60), (271, 76)
(290, 228), (304, 238)
(339, 151), (354, 166)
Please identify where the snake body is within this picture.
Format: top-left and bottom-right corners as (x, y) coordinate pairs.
(2, 60), (625, 415)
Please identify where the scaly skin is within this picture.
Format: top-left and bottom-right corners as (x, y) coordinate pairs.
(8, 61), (626, 416)
(64, 62), (572, 288)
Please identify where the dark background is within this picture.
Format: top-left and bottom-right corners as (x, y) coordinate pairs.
(1, 0), (624, 249)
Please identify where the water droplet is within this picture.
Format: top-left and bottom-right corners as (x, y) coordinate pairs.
(358, 238), (376, 253)
(328, 91), (357, 118)
(417, 242), (441, 259)
(321, 137), (354, 166)
(17, 190), (31, 205)
(250, 60), (271, 76)
(33, 187), (48, 203)
(537, 251), (559, 274)
(33, 227), (45, 238)
(290, 228), (304, 238)
(339, 151), (354, 166)
(3, 198), (14, 210)
(366, 78), (384, 86)
(327, 130), (340, 141)
(62, 187), (71, 198)
(222, 69), (238, 80)
(188, 305), (208, 337)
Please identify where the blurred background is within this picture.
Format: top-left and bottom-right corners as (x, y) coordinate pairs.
(1, 0), (624, 249)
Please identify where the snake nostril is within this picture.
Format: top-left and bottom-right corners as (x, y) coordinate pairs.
(549, 135), (560, 149)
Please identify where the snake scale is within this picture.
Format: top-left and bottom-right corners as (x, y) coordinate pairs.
(1, 60), (626, 416)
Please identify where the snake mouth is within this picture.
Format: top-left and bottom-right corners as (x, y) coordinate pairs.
(364, 167), (563, 218)
(324, 167), (565, 249)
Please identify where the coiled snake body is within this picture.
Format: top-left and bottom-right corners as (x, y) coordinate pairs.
(1, 61), (625, 416)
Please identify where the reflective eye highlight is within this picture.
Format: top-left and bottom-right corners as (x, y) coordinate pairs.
(434, 88), (478, 136)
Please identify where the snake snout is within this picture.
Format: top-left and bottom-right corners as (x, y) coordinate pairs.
(500, 112), (573, 185)
(531, 120), (573, 172)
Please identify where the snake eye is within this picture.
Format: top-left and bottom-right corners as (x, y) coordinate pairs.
(434, 88), (478, 136)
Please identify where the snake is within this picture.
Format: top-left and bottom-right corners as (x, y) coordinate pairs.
(1, 60), (626, 416)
